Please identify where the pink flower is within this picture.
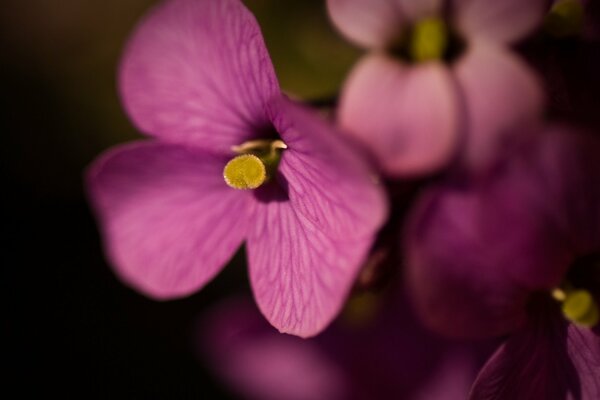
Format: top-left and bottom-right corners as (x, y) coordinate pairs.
(327, 0), (546, 176)
(86, 0), (387, 337)
(404, 127), (600, 397)
(198, 294), (487, 400)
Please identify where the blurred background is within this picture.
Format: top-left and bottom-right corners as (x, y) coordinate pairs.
(1, 0), (359, 397)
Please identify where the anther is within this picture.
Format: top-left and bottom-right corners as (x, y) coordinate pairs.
(553, 287), (599, 328)
(223, 139), (286, 190)
(223, 154), (267, 190)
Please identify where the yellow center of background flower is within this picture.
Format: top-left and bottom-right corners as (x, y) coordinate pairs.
(410, 17), (448, 62)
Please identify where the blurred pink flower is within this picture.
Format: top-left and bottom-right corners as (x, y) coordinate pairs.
(404, 126), (600, 398)
(199, 294), (488, 400)
(86, 0), (387, 337)
(327, 0), (546, 176)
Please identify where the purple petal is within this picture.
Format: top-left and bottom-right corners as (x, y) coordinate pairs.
(454, 0), (546, 44)
(248, 198), (375, 337)
(326, 0), (405, 49)
(524, 127), (600, 254)
(201, 298), (347, 400)
(119, 0), (279, 151)
(454, 42), (544, 170)
(87, 141), (252, 299)
(470, 301), (600, 400)
(404, 185), (532, 338)
(199, 294), (485, 400)
(272, 98), (388, 240)
(405, 128), (600, 338)
(338, 54), (460, 177)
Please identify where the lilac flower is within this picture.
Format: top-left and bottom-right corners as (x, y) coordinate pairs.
(327, 0), (546, 176)
(404, 127), (600, 398)
(198, 293), (488, 400)
(86, 0), (387, 338)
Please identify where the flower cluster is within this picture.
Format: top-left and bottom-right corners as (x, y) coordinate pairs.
(87, 0), (599, 398)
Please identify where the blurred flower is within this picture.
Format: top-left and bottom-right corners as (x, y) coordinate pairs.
(404, 127), (600, 397)
(327, 0), (545, 176)
(198, 292), (488, 400)
(87, 0), (387, 337)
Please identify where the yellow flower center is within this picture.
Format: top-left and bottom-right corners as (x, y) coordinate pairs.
(223, 139), (287, 190)
(552, 287), (599, 328)
(410, 17), (448, 62)
(223, 154), (267, 190)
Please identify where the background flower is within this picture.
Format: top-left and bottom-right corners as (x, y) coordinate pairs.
(404, 127), (600, 398)
(327, 0), (545, 176)
(198, 293), (490, 400)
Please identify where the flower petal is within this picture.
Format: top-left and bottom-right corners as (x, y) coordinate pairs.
(404, 184), (532, 338)
(454, 0), (546, 44)
(523, 127), (600, 254)
(200, 298), (347, 400)
(326, 0), (405, 49)
(399, 0), (443, 20)
(199, 293), (486, 400)
(87, 141), (252, 299)
(338, 54), (460, 177)
(470, 301), (600, 400)
(247, 196), (375, 337)
(405, 128), (600, 338)
(119, 0), (279, 151)
(454, 42), (544, 170)
(270, 98), (387, 240)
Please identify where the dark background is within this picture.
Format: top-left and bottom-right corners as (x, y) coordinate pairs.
(1, 1), (358, 397)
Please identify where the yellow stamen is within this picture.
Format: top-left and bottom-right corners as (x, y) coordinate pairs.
(223, 154), (267, 190)
(410, 17), (448, 62)
(223, 139), (286, 190)
(556, 288), (599, 328)
(552, 288), (567, 302)
(545, 0), (584, 38)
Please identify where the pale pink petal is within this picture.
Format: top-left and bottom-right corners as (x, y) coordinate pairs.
(119, 0), (279, 151)
(248, 196), (375, 337)
(399, 0), (443, 20)
(326, 0), (405, 49)
(338, 54), (460, 177)
(271, 98), (388, 240)
(454, 0), (546, 44)
(87, 141), (253, 299)
(454, 42), (544, 170)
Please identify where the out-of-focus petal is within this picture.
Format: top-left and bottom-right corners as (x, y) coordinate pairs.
(470, 300), (600, 400)
(454, 42), (544, 170)
(405, 128), (600, 338)
(404, 184), (532, 338)
(454, 0), (546, 44)
(272, 98), (388, 240)
(248, 196), (375, 337)
(201, 298), (346, 400)
(399, 0), (443, 20)
(119, 0), (279, 151)
(326, 0), (405, 49)
(87, 141), (252, 299)
(338, 54), (459, 177)
(523, 127), (600, 254)
(199, 294), (486, 400)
